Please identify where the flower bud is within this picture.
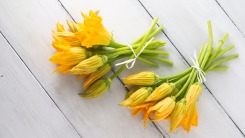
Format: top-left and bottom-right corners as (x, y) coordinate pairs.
(170, 98), (187, 132)
(122, 72), (159, 87)
(119, 87), (152, 107)
(50, 47), (91, 66)
(80, 78), (111, 98)
(145, 83), (174, 102)
(148, 96), (176, 121)
(125, 86), (140, 100)
(83, 63), (111, 88)
(69, 55), (108, 74)
(186, 83), (202, 108)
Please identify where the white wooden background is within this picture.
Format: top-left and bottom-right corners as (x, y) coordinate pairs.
(0, 0), (244, 138)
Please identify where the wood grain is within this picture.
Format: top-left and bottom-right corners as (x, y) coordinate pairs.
(216, 0), (245, 36)
(0, 33), (79, 137)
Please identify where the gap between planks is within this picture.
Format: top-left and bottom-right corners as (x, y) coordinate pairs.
(138, 0), (245, 136)
(0, 31), (83, 138)
(215, 0), (245, 38)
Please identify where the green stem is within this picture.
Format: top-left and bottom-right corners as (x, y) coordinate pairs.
(109, 18), (159, 80)
(204, 44), (234, 71)
(110, 65), (126, 80)
(205, 33), (229, 68)
(216, 44), (235, 59)
(107, 50), (132, 58)
(132, 25), (163, 45)
(174, 69), (195, 98)
(142, 50), (169, 56)
(159, 68), (192, 81)
(205, 54), (239, 72)
(138, 57), (159, 67)
(200, 21), (213, 69)
(140, 55), (173, 65)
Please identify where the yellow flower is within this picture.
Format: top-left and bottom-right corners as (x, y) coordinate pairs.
(75, 10), (112, 48)
(77, 73), (90, 79)
(186, 83), (202, 108)
(122, 72), (159, 87)
(53, 65), (73, 74)
(50, 47), (91, 66)
(83, 63), (111, 88)
(170, 98), (187, 132)
(182, 102), (198, 132)
(119, 87), (152, 107)
(52, 39), (70, 51)
(69, 55), (108, 74)
(66, 20), (81, 33)
(125, 86), (140, 100)
(148, 96), (175, 121)
(56, 22), (65, 32)
(130, 102), (156, 128)
(80, 78), (111, 98)
(145, 83), (174, 102)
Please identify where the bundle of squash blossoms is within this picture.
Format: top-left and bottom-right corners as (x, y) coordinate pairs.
(119, 21), (238, 132)
(50, 10), (172, 98)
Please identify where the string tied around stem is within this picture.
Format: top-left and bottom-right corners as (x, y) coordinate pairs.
(190, 50), (206, 83)
(115, 37), (155, 69)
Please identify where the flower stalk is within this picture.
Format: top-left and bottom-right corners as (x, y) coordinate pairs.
(119, 20), (238, 132)
(49, 10), (173, 98)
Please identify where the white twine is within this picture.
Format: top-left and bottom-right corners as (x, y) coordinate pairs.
(115, 37), (155, 69)
(190, 50), (206, 83)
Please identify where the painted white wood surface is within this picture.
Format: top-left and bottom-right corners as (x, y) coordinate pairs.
(216, 0), (245, 36)
(57, 0), (244, 137)
(0, 0), (244, 137)
(0, 0), (162, 137)
(140, 0), (245, 135)
(0, 34), (79, 137)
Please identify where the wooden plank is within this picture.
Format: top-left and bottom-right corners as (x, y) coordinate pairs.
(59, 0), (244, 137)
(0, 33), (79, 137)
(0, 0), (162, 137)
(139, 0), (245, 136)
(216, 0), (245, 36)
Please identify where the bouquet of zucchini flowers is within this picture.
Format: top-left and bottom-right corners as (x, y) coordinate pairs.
(119, 21), (238, 132)
(49, 10), (172, 98)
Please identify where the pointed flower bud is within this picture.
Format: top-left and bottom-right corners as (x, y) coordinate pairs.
(170, 98), (187, 132)
(50, 47), (91, 66)
(186, 83), (202, 108)
(145, 83), (174, 102)
(119, 87), (153, 107)
(69, 55), (108, 74)
(125, 86), (140, 100)
(122, 72), (159, 87)
(148, 96), (176, 121)
(80, 78), (111, 98)
(83, 63), (111, 88)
